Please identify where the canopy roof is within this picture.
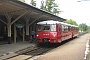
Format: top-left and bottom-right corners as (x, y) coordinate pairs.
(0, 0), (66, 25)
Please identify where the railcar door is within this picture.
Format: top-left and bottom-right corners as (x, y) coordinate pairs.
(71, 26), (74, 38)
(57, 24), (62, 43)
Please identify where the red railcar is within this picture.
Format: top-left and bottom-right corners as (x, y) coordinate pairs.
(36, 20), (79, 43)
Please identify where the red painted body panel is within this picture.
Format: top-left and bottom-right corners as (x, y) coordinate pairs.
(71, 27), (79, 38)
(36, 32), (58, 43)
(36, 20), (79, 44)
(61, 31), (72, 41)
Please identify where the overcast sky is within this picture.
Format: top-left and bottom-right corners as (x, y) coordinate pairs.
(25, 0), (90, 26)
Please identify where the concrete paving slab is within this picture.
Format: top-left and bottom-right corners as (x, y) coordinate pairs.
(0, 41), (36, 56)
(0, 52), (17, 60)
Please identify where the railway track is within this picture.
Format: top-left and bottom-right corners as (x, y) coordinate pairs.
(1, 44), (54, 60)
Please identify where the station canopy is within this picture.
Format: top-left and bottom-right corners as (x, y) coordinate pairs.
(0, 0), (66, 25)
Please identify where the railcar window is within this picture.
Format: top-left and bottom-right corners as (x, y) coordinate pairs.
(74, 27), (77, 31)
(66, 26), (68, 31)
(75, 27), (79, 31)
(68, 26), (71, 31)
(43, 25), (50, 31)
(51, 24), (56, 31)
(64, 25), (68, 31)
(37, 25), (42, 31)
(62, 25), (64, 31)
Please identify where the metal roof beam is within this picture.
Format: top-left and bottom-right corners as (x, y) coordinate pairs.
(29, 15), (44, 26)
(11, 10), (29, 25)
(4, 13), (12, 22)
(0, 18), (7, 25)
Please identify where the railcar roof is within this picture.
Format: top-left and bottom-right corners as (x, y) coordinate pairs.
(37, 20), (78, 27)
(37, 20), (69, 25)
(37, 20), (61, 24)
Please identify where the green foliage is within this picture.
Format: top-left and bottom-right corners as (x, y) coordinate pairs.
(20, 0), (36, 6)
(79, 23), (88, 32)
(20, 0), (25, 2)
(40, 0), (61, 15)
(30, 0), (36, 6)
(88, 26), (90, 33)
(20, 0), (60, 15)
(64, 19), (78, 26)
(40, 0), (45, 10)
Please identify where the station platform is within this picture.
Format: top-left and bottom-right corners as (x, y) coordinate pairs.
(86, 39), (90, 60)
(0, 41), (36, 56)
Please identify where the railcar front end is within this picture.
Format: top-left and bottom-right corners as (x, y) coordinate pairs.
(36, 24), (58, 43)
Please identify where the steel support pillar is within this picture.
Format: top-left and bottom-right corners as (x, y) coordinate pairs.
(14, 23), (16, 43)
(7, 23), (11, 44)
(23, 28), (25, 41)
(26, 20), (29, 41)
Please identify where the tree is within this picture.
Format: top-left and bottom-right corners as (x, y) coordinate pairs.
(79, 23), (88, 32)
(40, 0), (61, 15)
(20, 0), (36, 7)
(40, 0), (45, 10)
(30, 0), (36, 6)
(52, 3), (60, 15)
(64, 19), (78, 26)
(88, 26), (90, 32)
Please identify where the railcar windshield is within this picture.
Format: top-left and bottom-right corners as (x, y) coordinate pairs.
(43, 24), (50, 31)
(51, 24), (56, 31)
(37, 24), (56, 32)
(37, 24), (42, 31)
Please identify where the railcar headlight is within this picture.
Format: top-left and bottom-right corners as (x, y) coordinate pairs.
(36, 35), (39, 37)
